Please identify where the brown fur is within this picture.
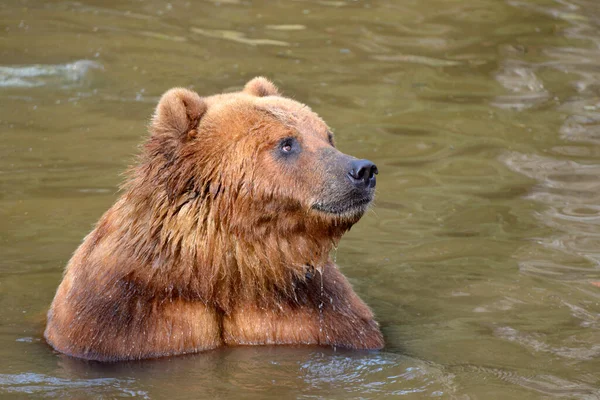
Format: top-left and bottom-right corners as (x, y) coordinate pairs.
(45, 77), (384, 361)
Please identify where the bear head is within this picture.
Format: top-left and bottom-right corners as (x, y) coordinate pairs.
(141, 77), (377, 235)
(124, 77), (378, 305)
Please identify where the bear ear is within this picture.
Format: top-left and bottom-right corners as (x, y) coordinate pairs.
(243, 77), (280, 97)
(151, 88), (207, 141)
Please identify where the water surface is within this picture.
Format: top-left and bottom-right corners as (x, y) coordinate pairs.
(1, 0), (600, 398)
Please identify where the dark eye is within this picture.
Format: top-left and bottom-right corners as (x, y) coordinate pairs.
(277, 137), (299, 158)
(327, 131), (335, 146)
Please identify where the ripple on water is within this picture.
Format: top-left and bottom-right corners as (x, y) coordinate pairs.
(0, 60), (103, 88)
(453, 362), (600, 399)
(297, 352), (457, 397)
(190, 27), (290, 47)
(492, 60), (550, 111)
(0, 373), (148, 398)
(559, 109), (600, 145)
(501, 151), (600, 278)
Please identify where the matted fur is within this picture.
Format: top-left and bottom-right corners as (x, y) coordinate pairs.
(44, 78), (384, 361)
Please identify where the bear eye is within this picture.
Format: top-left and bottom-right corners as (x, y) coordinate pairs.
(327, 131), (335, 146)
(278, 137), (298, 156)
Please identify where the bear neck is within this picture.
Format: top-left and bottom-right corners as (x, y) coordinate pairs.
(117, 178), (352, 312)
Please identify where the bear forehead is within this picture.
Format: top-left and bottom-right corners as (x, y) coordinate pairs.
(204, 92), (330, 138)
(259, 96), (329, 133)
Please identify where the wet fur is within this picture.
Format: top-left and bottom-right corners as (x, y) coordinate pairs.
(45, 78), (384, 361)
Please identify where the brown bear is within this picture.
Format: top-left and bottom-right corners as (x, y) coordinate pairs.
(44, 77), (384, 361)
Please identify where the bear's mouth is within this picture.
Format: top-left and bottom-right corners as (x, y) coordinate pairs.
(311, 194), (373, 216)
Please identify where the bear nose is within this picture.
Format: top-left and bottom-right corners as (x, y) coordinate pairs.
(348, 159), (378, 189)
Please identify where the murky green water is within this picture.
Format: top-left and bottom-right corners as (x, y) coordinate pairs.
(1, 0), (600, 398)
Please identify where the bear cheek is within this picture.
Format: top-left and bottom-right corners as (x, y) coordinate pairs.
(286, 148), (330, 202)
(251, 151), (316, 209)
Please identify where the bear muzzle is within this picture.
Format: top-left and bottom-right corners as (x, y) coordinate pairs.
(310, 151), (378, 217)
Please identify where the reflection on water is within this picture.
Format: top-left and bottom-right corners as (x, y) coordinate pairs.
(503, 152), (600, 279)
(0, 60), (102, 88)
(190, 27), (290, 46)
(492, 59), (550, 110)
(2, 0), (600, 398)
(499, 0), (600, 337)
(0, 373), (148, 398)
(39, 348), (451, 399)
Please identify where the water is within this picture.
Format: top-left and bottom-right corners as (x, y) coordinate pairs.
(1, 0), (600, 398)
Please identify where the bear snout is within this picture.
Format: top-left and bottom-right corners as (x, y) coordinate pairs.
(347, 159), (378, 190)
(310, 151), (377, 216)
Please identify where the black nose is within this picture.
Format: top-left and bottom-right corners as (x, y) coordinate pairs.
(348, 159), (378, 189)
